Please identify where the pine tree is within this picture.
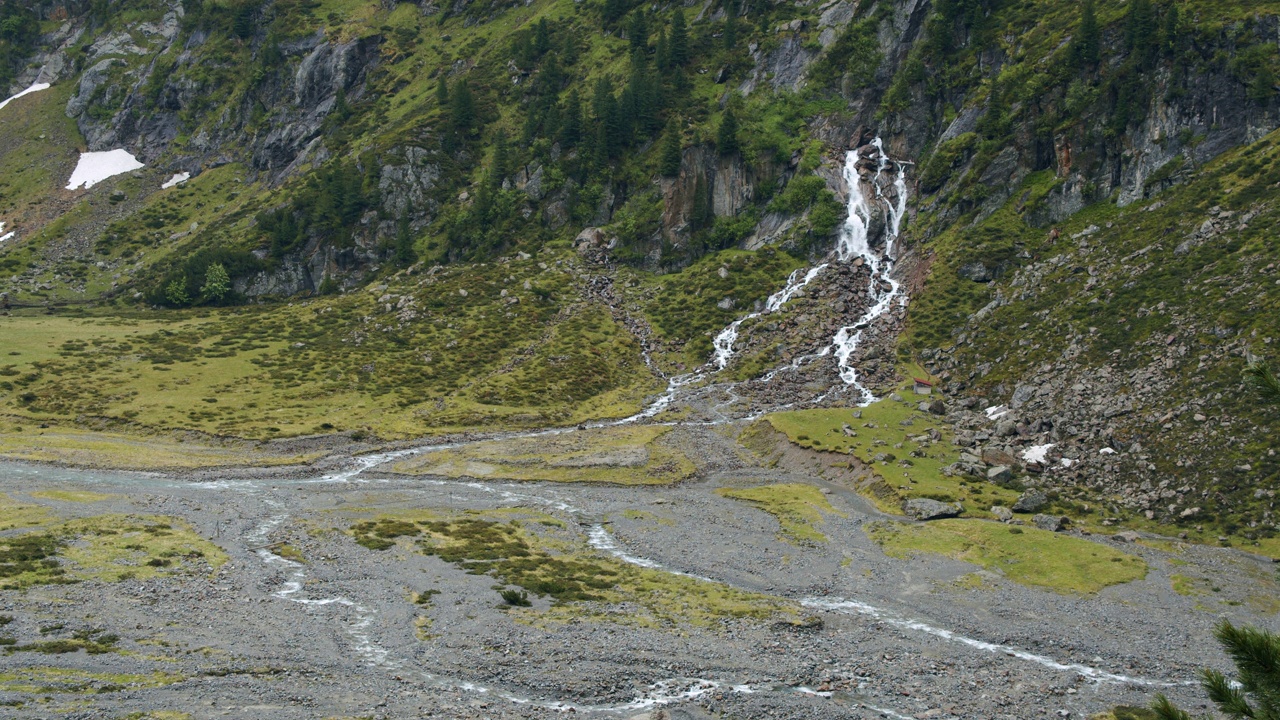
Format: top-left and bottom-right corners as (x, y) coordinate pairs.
(655, 28), (670, 71)
(628, 10), (648, 56)
(1251, 64), (1277, 102)
(669, 9), (689, 66)
(533, 18), (551, 57)
(1160, 2), (1181, 57)
(1072, 0), (1099, 70)
(1126, 0), (1158, 68)
(717, 107), (740, 156)
(450, 80), (477, 136)
(724, 3), (738, 52)
(1153, 621), (1280, 720)
(660, 120), (682, 176)
(559, 89), (582, 147)
(436, 75), (449, 106)
(394, 216), (417, 267)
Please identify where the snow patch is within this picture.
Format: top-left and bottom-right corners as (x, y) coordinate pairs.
(0, 82), (51, 112)
(161, 172), (190, 189)
(0, 232), (13, 244)
(1060, 458), (1075, 468)
(984, 405), (1009, 420)
(1099, 447), (1117, 455)
(66, 149), (145, 190)
(1021, 444), (1055, 465)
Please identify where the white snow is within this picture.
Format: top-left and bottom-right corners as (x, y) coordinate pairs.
(161, 172), (190, 189)
(1099, 447), (1117, 455)
(1021, 443), (1055, 465)
(0, 82), (51, 113)
(66, 149), (145, 190)
(1061, 458), (1075, 468)
(0, 232), (13, 244)
(985, 405), (1009, 420)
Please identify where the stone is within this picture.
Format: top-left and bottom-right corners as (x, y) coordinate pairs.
(928, 400), (946, 415)
(1033, 514), (1069, 532)
(903, 498), (962, 521)
(1112, 531), (1140, 543)
(1012, 489), (1049, 513)
(991, 506), (1013, 522)
(986, 466), (1013, 483)
(996, 419), (1018, 437)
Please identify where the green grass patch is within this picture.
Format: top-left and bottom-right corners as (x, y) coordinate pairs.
(717, 483), (843, 544)
(866, 519), (1147, 594)
(350, 509), (795, 628)
(393, 425), (695, 485)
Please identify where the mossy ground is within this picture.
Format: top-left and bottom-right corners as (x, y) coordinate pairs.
(759, 379), (1022, 518)
(349, 509), (795, 629)
(0, 249), (661, 447)
(717, 483), (844, 544)
(0, 496), (226, 589)
(0, 666), (184, 695)
(392, 425), (694, 485)
(866, 519), (1148, 594)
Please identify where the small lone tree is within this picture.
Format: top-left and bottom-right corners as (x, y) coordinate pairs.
(200, 262), (230, 303)
(717, 107), (740, 156)
(660, 119), (682, 176)
(1245, 361), (1280, 404)
(165, 277), (190, 307)
(1153, 620), (1280, 719)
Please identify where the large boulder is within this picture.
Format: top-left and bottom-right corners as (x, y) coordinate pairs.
(1033, 514), (1070, 532)
(904, 498), (962, 521)
(990, 506), (1013, 522)
(1013, 489), (1049, 513)
(986, 465), (1013, 483)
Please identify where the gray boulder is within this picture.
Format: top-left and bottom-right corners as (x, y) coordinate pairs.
(990, 506), (1013, 522)
(904, 498), (962, 521)
(987, 465), (1013, 483)
(1013, 489), (1049, 513)
(1033, 514), (1069, 532)
(1112, 531), (1140, 543)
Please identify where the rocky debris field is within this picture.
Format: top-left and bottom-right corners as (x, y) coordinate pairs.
(0, 423), (1274, 720)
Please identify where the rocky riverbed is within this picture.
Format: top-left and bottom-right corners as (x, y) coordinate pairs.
(0, 423), (1273, 720)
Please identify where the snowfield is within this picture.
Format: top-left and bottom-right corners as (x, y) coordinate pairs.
(161, 172), (191, 189)
(66, 149), (145, 190)
(0, 82), (51, 112)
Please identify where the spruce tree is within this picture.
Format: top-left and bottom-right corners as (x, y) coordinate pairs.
(628, 10), (648, 56)
(660, 120), (682, 176)
(533, 18), (551, 57)
(1153, 621), (1280, 720)
(655, 28), (670, 71)
(450, 80), (477, 136)
(1161, 2), (1181, 57)
(436, 75), (449, 106)
(560, 89), (583, 147)
(724, 3), (738, 53)
(670, 9), (689, 66)
(394, 216), (417, 267)
(1072, 0), (1099, 70)
(717, 107), (740, 156)
(1126, 0), (1158, 68)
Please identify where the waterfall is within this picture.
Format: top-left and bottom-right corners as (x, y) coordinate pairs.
(827, 142), (906, 404)
(622, 137), (908, 422)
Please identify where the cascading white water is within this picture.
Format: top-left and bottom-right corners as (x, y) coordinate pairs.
(614, 137), (909, 423)
(827, 142), (906, 403)
(711, 264), (828, 369)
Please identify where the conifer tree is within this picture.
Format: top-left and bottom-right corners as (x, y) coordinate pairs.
(669, 9), (689, 66)
(533, 18), (551, 57)
(1072, 0), (1099, 70)
(724, 2), (738, 52)
(717, 107), (740, 156)
(450, 80), (477, 136)
(394, 216), (417, 267)
(660, 120), (682, 176)
(1126, 0), (1158, 68)
(1153, 621), (1280, 720)
(436, 75), (449, 106)
(655, 28), (670, 71)
(560, 89), (583, 147)
(628, 10), (648, 56)
(1161, 2), (1181, 57)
